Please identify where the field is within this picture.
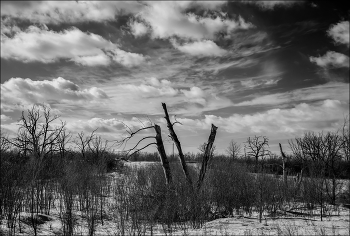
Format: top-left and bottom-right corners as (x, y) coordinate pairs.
(1, 160), (349, 236)
(1, 106), (349, 236)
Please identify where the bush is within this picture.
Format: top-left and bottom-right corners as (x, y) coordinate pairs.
(204, 157), (256, 217)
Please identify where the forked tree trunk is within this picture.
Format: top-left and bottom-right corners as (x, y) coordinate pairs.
(154, 124), (173, 185)
(197, 124), (218, 192)
(162, 103), (193, 187)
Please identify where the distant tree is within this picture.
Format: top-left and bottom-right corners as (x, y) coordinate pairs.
(9, 105), (66, 174)
(226, 140), (241, 160)
(245, 136), (270, 173)
(198, 142), (216, 159)
(289, 130), (344, 204)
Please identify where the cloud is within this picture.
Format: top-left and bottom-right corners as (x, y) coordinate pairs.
(1, 77), (108, 111)
(176, 99), (348, 135)
(1, 25), (146, 67)
(107, 48), (146, 67)
(0, 1), (143, 24)
(73, 54), (112, 67)
(327, 21), (349, 47)
(310, 51), (349, 68)
(129, 20), (149, 37)
(66, 117), (149, 134)
(101, 78), (233, 116)
(182, 87), (205, 99)
(119, 78), (179, 98)
(0, 114), (11, 122)
(310, 51), (349, 82)
(181, 87), (207, 105)
(171, 39), (227, 57)
(136, 1), (253, 40)
(240, 78), (281, 88)
(244, 0), (303, 10)
(236, 82), (349, 106)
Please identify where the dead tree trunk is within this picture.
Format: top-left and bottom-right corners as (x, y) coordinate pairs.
(279, 143), (287, 186)
(162, 103), (193, 187)
(154, 124), (173, 185)
(197, 124), (218, 192)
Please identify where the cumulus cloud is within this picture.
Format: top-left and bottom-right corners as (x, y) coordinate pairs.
(0, 1), (143, 24)
(310, 51), (349, 82)
(171, 39), (227, 57)
(136, 1), (253, 40)
(181, 86), (207, 105)
(107, 48), (146, 67)
(66, 117), (148, 134)
(1, 77), (108, 111)
(310, 51), (349, 68)
(1, 114), (11, 122)
(129, 20), (149, 37)
(309, 21), (349, 82)
(1, 26), (146, 67)
(327, 21), (349, 47)
(176, 99), (348, 134)
(182, 87), (205, 99)
(119, 78), (178, 98)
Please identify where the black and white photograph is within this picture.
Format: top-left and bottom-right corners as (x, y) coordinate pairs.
(1, 1), (349, 235)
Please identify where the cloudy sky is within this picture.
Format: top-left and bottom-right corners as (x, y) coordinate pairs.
(1, 1), (349, 155)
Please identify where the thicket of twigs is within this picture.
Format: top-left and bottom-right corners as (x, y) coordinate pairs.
(0, 105), (349, 235)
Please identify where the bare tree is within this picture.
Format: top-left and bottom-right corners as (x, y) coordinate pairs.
(198, 142), (216, 159)
(162, 103), (193, 186)
(74, 130), (96, 160)
(197, 124), (218, 191)
(245, 136), (270, 173)
(4, 105), (66, 236)
(118, 118), (173, 185)
(119, 103), (218, 190)
(8, 105), (66, 180)
(226, 140), (241, 160)
(289, 130), (344, 204)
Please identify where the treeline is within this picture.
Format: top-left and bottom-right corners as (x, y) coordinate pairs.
(0, 105), (349, 235)
(0, 105), (123, 235)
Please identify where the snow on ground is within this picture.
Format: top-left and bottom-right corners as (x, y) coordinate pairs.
(2, 205), (349, 235)
(1, 162), (349, 235)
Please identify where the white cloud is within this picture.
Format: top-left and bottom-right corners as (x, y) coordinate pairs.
(181, 86), (207, 105)
(176, 99), (348, 135)
(100, 78), (233, 116)
(245, 0), (303, 10)
(73, 54), (112, 66)
(129, 20), (149, 37)
(310, 51), (349, 68)
(0, 1), (143, 24)
(107, 48), (146, 67)
(119, 78), (179, 98)
(327, 21), (349, 47)
(171, 39), (227, 57)
(137, 1), (253, 40)
(1, 77), (108, 111)
(240, 78), (281, 88)
(1, 26), (145, 67)
(1, 114), (11, 122)
(66, 117), (149, 134)
(182, 87), (205, 99)
(236, 82), (349, 106)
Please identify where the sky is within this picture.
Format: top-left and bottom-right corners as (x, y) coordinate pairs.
(1, 1), (349, 155)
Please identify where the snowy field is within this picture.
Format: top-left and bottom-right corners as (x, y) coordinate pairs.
(1, 162), (349, 236)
